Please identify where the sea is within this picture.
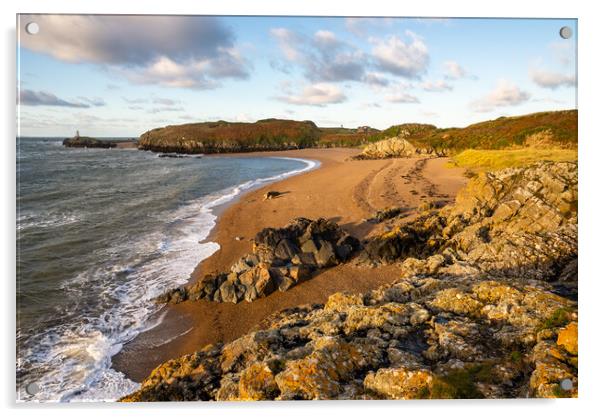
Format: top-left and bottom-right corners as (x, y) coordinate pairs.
(16, 137), (318, 402)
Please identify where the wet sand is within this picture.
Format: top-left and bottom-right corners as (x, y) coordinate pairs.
(113, 148), (467, 381)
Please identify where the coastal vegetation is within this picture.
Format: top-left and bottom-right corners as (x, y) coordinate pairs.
(373, 110), (577, 151)
(136, 109), (577, 155)
(448, 148), (578, 172)
(138, 119), (321, 154)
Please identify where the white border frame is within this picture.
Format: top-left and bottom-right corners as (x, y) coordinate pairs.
(3, 1), (600, 416)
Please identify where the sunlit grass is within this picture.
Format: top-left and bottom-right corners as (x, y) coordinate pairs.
(448, 148), (577, 172)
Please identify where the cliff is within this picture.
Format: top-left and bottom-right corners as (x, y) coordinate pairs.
(122, 160), (578, 401)
(137, 119), (321, 154)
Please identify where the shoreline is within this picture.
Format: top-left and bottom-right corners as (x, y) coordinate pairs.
(112, 148), (469, 383)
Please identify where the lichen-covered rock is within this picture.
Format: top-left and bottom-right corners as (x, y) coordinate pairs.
(123, 271), (577, 401)
(429, 288), (483, 316)
(275, 336), (385, 400)
(364, 367), (434, 399)
(123, 161), (578, 402)
(557, 322), (578, 355)
(354, 135), (445, 160)
(359, 136), (417, 159)
(360, 162), (577, 291)
(238, 363), (279, 400)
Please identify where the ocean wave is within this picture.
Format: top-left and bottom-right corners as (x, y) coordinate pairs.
(17, 211), (83, 232)
(17, 155), (319, 402)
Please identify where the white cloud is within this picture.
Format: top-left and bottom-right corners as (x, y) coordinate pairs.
(443, 61), (469, 79)
(530, 69), (575, 89)
(146, 106), (185, 114)
(314, 30), (340, 48)
(234, 113), (255, 122)
(421, 110), (439, 118)
(270, 28), (366, 82)
(116, 56), (220, 89)
(19, 89), (104, 108)
(372, 31), (429, 78)
(152, 97), (180, 105)
(276, 83), (347, 106)
(385, 92), (420, 104)
(549, 41), (575, 67)
(421, 80), (453, 92)
(344, 17), (395, 37)
(20, 15), (251, 89)
(270, 28), (302, 61)
(471, 80), (531, 112)
(363, 72), (390, 88)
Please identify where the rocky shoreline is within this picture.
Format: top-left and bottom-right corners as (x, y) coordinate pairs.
(122, 160), (578, 401)
(158, 218), (360, 305)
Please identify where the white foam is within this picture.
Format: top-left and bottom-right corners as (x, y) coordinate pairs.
(150, 327), (194, 349)
(17, 211), (83, 232)
(17, 156), (319, 402)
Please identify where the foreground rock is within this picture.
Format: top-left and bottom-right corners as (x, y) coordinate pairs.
(354, 136), (448, 160)
(122, 161), (577, 401)
(157, 218), (360, 304)
(123, 276), (577, 401)
(361, 161), (577, 292)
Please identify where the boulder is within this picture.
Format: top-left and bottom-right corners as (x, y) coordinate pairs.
(289, 265), (312, 282)
(300, 239), (319, 254)
(364, 367), (433, 399)
(274, 238), (300, 260)
(219, 281), (240, 304)
(291, 252), (317, 267)
(315, 241), (337, 267)
(358, 136), (418, 159)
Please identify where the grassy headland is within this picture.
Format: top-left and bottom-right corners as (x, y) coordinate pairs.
(136, 109), (577, 155)
(138, 119), (321, 154)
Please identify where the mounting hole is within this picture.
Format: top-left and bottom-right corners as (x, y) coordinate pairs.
(560, 378), (573, 391)
(559, 26), (572, 39)
(25, 382), (40, 395)
(25, 22), (39, 35)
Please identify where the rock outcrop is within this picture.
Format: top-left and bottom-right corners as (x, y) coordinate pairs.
(122, 275), (577, 401)
(157, 218), (360, 305)
(123, 161), (577, 401)
(62, 136), (116, 149)
(355, 136), (449, 160)
(361, 161), (577, 291)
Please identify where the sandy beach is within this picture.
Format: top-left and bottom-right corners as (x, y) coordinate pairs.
(113, 148), (468, 381)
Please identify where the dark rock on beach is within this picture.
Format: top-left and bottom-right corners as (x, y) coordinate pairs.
(157, 218), (361, 305)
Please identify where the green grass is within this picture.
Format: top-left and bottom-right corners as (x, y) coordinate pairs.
(539, 308), (572, 330)
(448, 148), (577, 172)
(426, 363), (496, 399)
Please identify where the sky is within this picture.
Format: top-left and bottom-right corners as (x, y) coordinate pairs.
(17, 15), (577, 137)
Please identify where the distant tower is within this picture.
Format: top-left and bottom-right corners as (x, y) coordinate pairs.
(75, 130), (80, 139)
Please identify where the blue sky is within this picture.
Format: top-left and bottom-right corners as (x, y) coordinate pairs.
(17, 15), (577, 137)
